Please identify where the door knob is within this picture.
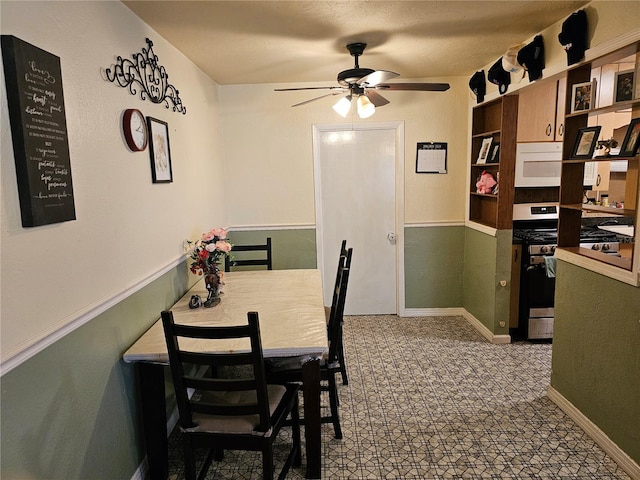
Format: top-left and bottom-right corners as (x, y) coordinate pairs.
(387, 232), (396, 244)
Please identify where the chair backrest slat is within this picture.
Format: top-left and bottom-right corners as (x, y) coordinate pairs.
(162, 310), (272, 432)
(328, 247), (352, 364)
(225, 237), (272, 271)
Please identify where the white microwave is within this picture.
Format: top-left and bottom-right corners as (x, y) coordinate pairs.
(515, 142), (563, 187)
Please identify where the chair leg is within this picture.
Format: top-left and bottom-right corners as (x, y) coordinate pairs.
(292, 395), (302, 467)
(262, 443), (274, 480)
(182, 437), (197, 480)
(339, 326), (349, 385)
(327, 372), (343, 439)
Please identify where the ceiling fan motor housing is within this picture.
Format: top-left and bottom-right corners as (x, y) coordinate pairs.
(337, 68), (374, 86)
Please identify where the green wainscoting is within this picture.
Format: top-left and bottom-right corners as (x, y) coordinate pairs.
(552, 260), (640, 466)
(0, 263), (189, 480)
(404, 226), (464, 308)
(225, 229), (317, 270)
(462, 227), (512, 336)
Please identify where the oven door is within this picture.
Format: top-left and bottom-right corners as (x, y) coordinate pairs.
(521, 256), (555, 340)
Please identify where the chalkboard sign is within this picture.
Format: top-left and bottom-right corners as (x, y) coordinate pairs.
(2, 35), (76, 227)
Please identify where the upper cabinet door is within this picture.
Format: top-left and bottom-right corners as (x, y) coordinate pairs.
(517, 78), (563, 143)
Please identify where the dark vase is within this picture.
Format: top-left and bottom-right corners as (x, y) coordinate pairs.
(203, 265), (222, 307)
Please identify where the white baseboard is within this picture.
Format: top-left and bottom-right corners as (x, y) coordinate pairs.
(402, 307), (466, 317)
(461, 310), (511, 344)
(401, 308), (511, 344)
(547, 386), (640, 480)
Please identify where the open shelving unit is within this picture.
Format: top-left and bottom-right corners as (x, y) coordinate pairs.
(558, 42), (639, 276)
(469, 95), (518, 229)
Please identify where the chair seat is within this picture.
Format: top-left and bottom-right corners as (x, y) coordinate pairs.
(188, 384), (287, 435)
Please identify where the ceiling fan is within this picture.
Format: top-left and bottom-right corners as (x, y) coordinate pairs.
(275, 42), (450, 118)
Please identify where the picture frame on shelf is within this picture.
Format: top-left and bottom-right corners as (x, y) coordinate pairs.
(613, 69), (634, 103)
(487, 142), (500, 163)
(476, 137), (492, 164)
(619, 118), (640, 157)
(570, 80), (595, 113)
(570, 126), (601, 159)
(147, 117), (173, 183)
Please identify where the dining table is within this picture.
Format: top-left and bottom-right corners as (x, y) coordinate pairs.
(123, 269), (329, 479)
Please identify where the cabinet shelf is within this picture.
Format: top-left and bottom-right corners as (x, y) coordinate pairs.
(468, 96), (517, 229)
(470, 192), (498, 198)
(563, 155), (639, 164)
(471, 163), (499, 168)
(565, 99), (640, 119)
(558, 41), (638, 282)
(560, 204), (635, 216)
(559, 247), (632, 271)
(472, 129), (501, 139)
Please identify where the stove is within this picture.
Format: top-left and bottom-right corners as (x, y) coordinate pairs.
(512, 203), (623, 341)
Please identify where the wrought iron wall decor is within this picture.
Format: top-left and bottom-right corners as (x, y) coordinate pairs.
(106, 38), (186, 114)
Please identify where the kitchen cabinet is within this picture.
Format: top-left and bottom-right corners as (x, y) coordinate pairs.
(517, 76), (566, 142)
(558, 42), (640, 282)
(469, 96), (518, 229)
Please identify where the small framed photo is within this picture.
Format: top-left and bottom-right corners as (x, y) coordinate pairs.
(570, 126), (601, 159)
(147, 117), (173, 183)
(613, 70), (635, 103)
(570, 80), (595, 113)
(476, 137), (492, 164)
(619, 118), (640, 157)
(487, 142), (500, 163)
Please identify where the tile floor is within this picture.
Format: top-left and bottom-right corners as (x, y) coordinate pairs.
(167, 315), (631, 479)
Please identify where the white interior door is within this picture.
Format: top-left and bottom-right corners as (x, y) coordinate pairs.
(314, 124), (402, 315)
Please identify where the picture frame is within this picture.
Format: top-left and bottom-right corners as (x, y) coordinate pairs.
(570, 80), (595, 113)
(487, 142), (500, 163)
(570, 126), (601, 159)
(147, 117), (173, 183)
(613, 69), (635, 103)
(619, 118), (640, 157)
(476, 137), (492, 164)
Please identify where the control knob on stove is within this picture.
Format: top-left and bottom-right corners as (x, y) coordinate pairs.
(602, 243), (610, 251)
(540, 245), (552, 254)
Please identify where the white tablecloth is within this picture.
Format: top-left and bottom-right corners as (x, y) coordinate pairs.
(123, 269), (329, 364)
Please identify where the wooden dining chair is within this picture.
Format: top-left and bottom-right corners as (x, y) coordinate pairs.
(326, 240), (351, 385)
(161, 310), (301, 480)
(225, 237), (273, 272)
(265, 248), (352, 439)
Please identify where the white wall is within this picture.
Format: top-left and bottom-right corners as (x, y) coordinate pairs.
(0, 1), (226, 367)
(481, 1), (640, 100)
(219, 76), (470, 227)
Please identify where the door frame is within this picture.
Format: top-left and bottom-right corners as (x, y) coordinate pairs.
(312, 121), (405, 316)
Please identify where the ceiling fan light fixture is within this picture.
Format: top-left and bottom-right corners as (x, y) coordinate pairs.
(332, 95), (352, 117)
(357, 94), (375, 118)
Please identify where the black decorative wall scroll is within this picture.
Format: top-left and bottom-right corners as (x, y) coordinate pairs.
(2, 35), (76, 227)
(106, 38), (186, 114)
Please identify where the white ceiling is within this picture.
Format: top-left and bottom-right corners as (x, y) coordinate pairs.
(123, 0), (589, 86)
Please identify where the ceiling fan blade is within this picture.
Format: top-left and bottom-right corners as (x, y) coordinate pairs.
(357, 70), (399, 87)
(275, 86), (344, 92)
(291, 91), (345, 107)
(365, 90), (390, 107)
(375, 82), (450, 92)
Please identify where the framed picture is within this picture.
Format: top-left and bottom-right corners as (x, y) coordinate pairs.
(619, 118), (640, 157)
(476, 137), (492, 164)
(613, 69), (635, 103)
(487, 142), (500, 163)
(570, 126), (601, 159)
(147, 117), (173, 183)
(570, 80), (595, 113)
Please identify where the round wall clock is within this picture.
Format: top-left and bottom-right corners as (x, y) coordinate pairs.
(122, 108), (148, 151)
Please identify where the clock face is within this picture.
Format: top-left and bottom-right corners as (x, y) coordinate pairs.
(123, 109), (148, 151)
